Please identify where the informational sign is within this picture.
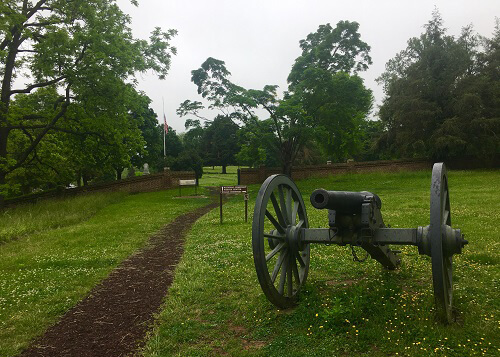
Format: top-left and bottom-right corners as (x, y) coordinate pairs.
(219, 186), (249, 224)
(179, 179), (196, 186)
(220, 185), (248, 194)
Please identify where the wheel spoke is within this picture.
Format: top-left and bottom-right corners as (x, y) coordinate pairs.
(271, 251), (286, 283)
(443, 209), (450, 225)
(287, 254), (293, 297)
(292, 201), (299, 225)
(266, 242), (285, 262)
(270, 192), (287, 228)
(278, 252), (289, 295)
(296, 251), (306, 267)
(278, 185), (289, 225)
(265, 209), (285, 234)
(263, 233), (285, 241)
(286, 187), (292, 224)
(292, 257), (300, 285)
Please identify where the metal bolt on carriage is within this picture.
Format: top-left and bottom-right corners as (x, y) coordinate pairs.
(252, 163), (468, 323)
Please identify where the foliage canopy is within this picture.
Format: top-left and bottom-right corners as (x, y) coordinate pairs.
(0, 0), (176, 198)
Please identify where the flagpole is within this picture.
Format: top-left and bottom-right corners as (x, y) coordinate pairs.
(163, 97), (166, 157)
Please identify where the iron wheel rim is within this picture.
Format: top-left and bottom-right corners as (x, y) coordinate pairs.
(252, 174), (310, 308)
(430, 163), (453, 323)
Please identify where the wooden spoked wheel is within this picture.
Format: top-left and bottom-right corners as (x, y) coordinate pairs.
(430, 163), (454, 323)
(252, 175), (310, 308)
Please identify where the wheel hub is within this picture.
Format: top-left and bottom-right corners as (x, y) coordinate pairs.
(285, 224), (302, 255)
(417, 224), (468, 257)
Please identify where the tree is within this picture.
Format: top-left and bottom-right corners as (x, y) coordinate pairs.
(131, 96), (163, 175)
(168, 150), (203, 179)
(288, 21), (373, 162)
(292, 70), (373, 161)
(182, 22), (372, 176)
(201, 115), (239, 173)
(181, 118), (205, 157)
(288, 21), (372, 86)
(235, 119), (280, 168)
(377, 11), (499, 160)
(164, 127), (183, 158)
(0, 0), (176, 200)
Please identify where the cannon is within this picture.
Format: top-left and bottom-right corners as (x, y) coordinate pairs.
(252, 163), (468, 323)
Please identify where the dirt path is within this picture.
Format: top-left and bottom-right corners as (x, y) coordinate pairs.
(19, 202), (218, 357)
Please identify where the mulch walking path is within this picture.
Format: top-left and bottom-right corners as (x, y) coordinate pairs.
(19, 202), (218, 357)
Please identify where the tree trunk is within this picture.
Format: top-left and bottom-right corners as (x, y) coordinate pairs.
(0, 170), (5, 207)
(221, 165), (227, 174)
(0, 29), (22, 205)
(282, 161), (292, 178)
(0, 127), (9, 205)
(116, 167), (123, 180)
(281, 141), (293, 178)
(76, 172), (82, 187)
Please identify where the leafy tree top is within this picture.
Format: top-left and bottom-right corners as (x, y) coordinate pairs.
(288, 21), (372, 87)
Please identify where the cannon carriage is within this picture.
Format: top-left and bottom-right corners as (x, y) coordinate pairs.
(252, 163), (468, 323)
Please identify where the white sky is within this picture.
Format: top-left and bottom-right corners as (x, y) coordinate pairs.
(115, 0), (500, 132)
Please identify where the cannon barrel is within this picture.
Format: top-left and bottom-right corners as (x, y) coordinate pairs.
(310, 189), (382, 214)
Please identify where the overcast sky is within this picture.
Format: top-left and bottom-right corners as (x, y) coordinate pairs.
(115, 0), (500, 132)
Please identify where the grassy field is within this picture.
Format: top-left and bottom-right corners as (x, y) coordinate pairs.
(0, 193), (125, 244)
(141, 169), (499, 357)
(0, 190), (211, 356)
(199, 166), (241, 187)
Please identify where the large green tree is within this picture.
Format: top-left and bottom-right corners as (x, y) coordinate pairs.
(289, 21), (373, 162)
(377, 11), (499, 160)
(0, 0), (176, 200)
(181, 21), (372, 176)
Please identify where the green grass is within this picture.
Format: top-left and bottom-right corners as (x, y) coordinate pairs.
(203, 166), (241, 175)
(0, 193), (125, 244)
(141, 169), (499, 357)
(0, 189), (211, 357)
(199, 166), (241, 187)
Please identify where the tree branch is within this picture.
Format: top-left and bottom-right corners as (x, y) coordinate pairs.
(261, 102), (283, 144)
(24, 20), (62, 28)
(33, 151), (61, 175)
(10, 75), (66, 95)
(26, 0), (49, 20)
(9, 84), (71, 172)
(0, 38), (10, 52)
(10, 125), (111, 143)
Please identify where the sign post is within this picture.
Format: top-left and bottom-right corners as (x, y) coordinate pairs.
(244, 193), (249, 222)
(220, 186), (248, 224)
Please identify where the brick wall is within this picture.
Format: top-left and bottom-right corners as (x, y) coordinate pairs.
(240, 157), (499, 185)
(3, 169), (196, 207)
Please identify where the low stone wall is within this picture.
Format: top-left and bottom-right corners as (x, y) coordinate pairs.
(240, 157), (499, 185)
(4, 169), (196, 207)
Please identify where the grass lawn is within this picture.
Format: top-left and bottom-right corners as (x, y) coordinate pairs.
(199, 166), (241, 187)
(0, 190), (212, 356)
(0, 192), (125, 244)
(141, 169), (499, 357)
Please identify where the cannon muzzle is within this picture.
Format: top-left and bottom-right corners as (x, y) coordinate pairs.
(310, 189), (382, 214)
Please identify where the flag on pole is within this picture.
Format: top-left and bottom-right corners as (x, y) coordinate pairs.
(163, 114), (168, 134)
